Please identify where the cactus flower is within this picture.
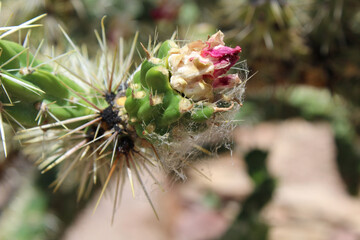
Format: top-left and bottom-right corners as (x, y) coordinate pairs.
(168, 31), (241, 101)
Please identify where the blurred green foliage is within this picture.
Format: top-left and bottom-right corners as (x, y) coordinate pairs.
(221, 150), (275, 240)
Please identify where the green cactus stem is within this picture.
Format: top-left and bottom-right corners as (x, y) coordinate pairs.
(0, 40), (90, 128)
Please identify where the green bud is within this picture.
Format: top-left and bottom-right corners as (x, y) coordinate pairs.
(191, 105), (214, 122)
(140, 59), (161, 88)
(157, 40), (178, 59)
(145, 66), (171, 94)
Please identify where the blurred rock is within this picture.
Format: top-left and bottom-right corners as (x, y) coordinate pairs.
(162, 155), (253, 240)
(235, 119), (360, 240)
(62, 172), (168, 240)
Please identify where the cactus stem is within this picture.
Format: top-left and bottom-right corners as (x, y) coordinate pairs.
(130, 83), (140, 90)
(0, 72), (44, 94)
(0, 82), (12, 104)
(0, 47), (27, 69)
(0, 103), (25, 129)
(0, 14), (247, 219)
(47, 111), (69, 130)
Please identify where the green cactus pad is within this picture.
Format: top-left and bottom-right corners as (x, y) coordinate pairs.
(0, 70), (44, 102)
(0, 40), (21, 70)
(0, 39), (89, 127)
(0, 40), (52, 71)
(21, 69), (70, 99)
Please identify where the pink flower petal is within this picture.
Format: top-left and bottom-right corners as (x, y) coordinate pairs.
(201, 46), (241, 59)
(201, 45), (241, 78)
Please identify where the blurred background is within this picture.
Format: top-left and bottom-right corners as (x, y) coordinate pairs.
(0, 0), (360, 239)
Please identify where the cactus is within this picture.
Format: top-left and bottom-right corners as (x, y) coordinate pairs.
(216, 0), (312, 75)
(0, 15), (247, 217)
(125, 54), (212, 138)
(0, 40), (91, 128)
(126, 31), (244, 143)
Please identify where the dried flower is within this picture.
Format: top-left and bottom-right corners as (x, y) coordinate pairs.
(168, 31), (242, 101)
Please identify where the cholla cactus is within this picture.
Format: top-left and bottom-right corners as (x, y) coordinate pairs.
(219, 0), (308, 59)
(126, 31), (246, 176)
(126, 31), (242, 136)
(0, 14), (247, 217)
